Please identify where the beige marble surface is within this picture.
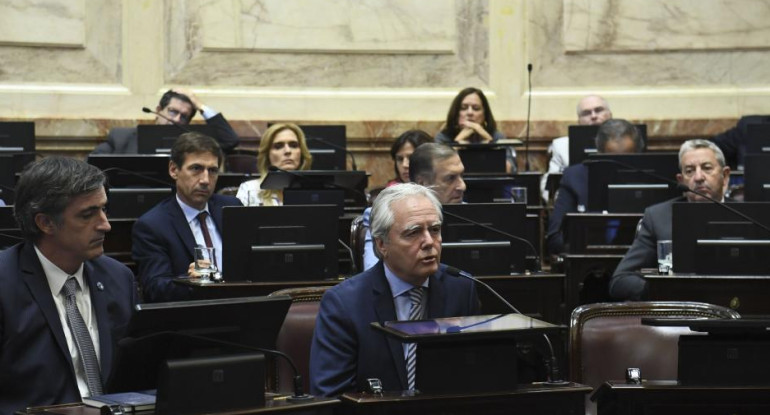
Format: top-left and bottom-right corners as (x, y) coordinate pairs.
(0, 0), (85, 47)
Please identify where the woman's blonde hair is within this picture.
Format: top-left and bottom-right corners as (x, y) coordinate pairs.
(256, 123), (313, 205)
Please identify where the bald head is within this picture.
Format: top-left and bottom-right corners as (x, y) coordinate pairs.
(577, 95), (612, 126)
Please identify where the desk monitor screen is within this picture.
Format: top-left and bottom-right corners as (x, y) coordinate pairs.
(0, 121), (35, 153)
(299, 125), (347, 170)
(106, 188), (173, 219)
(744, 154), (770, 201)
(0, 153), (35, 205)
(261, 169), (368, 208)
(672, 201), (770, 275)
(222, 205), (339, 282)
(87, 154), (174, 188)
(586, 153), (680, 213)
(107, 295), (291, 393)
(746, 122), (770, 155)
(463, 173), (540, 206)
(455, 145), (507, 174)
(442, 203), (527, 275)
(137, 124), (214, 154)
(568, 124), (648, 166)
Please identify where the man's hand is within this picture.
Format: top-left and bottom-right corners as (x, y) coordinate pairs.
(172, 87), (203, 112)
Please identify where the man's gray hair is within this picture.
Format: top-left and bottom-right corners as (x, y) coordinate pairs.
(576, 95), (611, 117)
(679, 139), (726, 170)
(595, 119), (644, 153)
(370, 183), (443, 244)
(408, 143), (458, 184)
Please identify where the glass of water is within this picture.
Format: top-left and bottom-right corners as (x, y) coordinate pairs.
(657, 240), (673, 275)
(194, 246), (217, 283)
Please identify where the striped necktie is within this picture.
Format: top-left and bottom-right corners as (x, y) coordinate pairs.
(405, 287), (426, 391)
(61, 278), (103, 397)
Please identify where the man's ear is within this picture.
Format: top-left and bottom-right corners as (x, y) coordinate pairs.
(676, 173), (683, 184)
(169, 160), (179, 180)
(375, 238), (387, 259)
(34, 213), (56, 235)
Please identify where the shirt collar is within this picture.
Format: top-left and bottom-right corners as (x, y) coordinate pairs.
(176, 194), (210, 224)
(34, 244), (85, 296)
(383, 263), (429, 299)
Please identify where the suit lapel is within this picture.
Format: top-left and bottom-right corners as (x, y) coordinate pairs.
(84, 261), (114, 380)
(371, 265), (408, 389)
(167, 198), (196, 260)
(208, 196), (225, 233)
(426, 271), (446, 318)
(19, 243), (78, 380)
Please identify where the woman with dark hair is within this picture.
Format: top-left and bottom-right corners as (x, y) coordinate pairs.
(236, 123), (313, 206)
(386, 129), (433, 186)
(436, 87), (516, 172)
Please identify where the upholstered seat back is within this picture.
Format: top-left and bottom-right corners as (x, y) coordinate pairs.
(349, 214), (366, 273)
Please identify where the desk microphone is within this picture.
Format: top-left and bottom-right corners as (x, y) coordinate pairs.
(141, 107), (192, 133)
(117, 330), (313, 402)
(441, 209), (541, 273)
(444, 266), (565, 384)
(583, 158), (770, 235)
(305, 135), (358, 171)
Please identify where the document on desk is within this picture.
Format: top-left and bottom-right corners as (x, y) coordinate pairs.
(82, 391), (156, 412)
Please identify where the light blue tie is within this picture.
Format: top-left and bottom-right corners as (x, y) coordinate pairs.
(405, 287), (426, 391)
(62, 278), (103, 397)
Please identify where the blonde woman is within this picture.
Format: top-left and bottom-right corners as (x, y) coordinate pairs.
(236, 123), (313, 206)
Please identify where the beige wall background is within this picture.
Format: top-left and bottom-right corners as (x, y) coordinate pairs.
(1, 0), (768, 187)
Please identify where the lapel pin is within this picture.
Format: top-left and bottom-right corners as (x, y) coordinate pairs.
(96, 282), (104, 291)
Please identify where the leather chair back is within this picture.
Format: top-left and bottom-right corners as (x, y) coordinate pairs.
(267, 286), (331, 394)
(349, 214), (366, 273)
(225, 154), (259, 174)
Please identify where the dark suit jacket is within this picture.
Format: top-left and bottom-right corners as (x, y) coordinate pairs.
(93, 113), (240, 154)
(131, 194), (242, 302)
(546, 164), (588, 255)
(0, 242), (136, 415)
(711, 115), (770, 169)
(309, 262), (480, 397)
(609, 197), (685, 300)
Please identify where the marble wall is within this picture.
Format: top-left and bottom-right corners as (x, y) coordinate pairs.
(1, 0), (768, 187)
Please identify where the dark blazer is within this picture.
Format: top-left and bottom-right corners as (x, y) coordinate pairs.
(309, 262), (480, 397)
(546, 163), (588, 255)
(609, 197), (685, 300)
(711, 115), (770, 169)
(92, 113), (240, 154)
(131, 194), (242, 302)
(0, 242), (136, 415)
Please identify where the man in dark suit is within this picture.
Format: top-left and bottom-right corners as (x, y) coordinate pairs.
(610, 139), (731, 300)
(0, 157), (136, 414)
(310, 183), (480, 397)
(132, 132), (242, 302)
(92, 88), (239, 154)
(546, 119), (644, 255)
(711, 115), (770, 170)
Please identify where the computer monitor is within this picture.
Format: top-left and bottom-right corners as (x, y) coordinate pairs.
(87, 154), (174, 188)
(746, 123), (770, 155)
(300, 125), (347, 170)
(463, 172), (541, 205)
(0, 153), (35, 205)
(453, 144), (507, 174)
(586, 153), (680, 213)
(672, 201), (770, 275)
(106, 188), (173, 218)
(441, 203), (528, 275)
(744, 154), (770, 201)
(222, 205), (339, 282)
(107, 295), (292, 393)
(0, 121), (35, 153)
(136, 124), (214, 154)
(260, 169), (368, 209)
(568, 124), (648, 166)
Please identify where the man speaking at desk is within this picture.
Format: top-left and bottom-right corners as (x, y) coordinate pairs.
(310, 183), (480, 396)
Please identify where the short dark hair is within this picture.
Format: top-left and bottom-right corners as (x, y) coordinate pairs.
(171, 132), (224, 168)
(158, 90), (196, 123)
(595, 119), (645, 153)
(441, 87), (497, 139)
(409, 143), (458, 184)
(14, 157), (106, 241)
(390, 129), (433, 182)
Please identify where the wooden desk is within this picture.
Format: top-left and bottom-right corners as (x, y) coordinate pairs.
(18, 396), (339, 415)
(176, 274), (565, 324)
(645, 274), (770, 316)
(340, 382), (591, 415)
(593, 380), (770, 415)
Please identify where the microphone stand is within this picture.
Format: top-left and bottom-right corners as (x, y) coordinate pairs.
(142, 107), (192, 134)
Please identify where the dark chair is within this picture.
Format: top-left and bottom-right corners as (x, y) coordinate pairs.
(569, 301), (740, 415)
(225, 154), (258, 174)
(349, 214), (366, 273)
(267, 286), (331, 394)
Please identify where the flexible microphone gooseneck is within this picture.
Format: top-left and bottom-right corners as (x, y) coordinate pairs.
(441, 209), (541, 273)
(524, 63), (533, 172)
(444, 266), (564, 384)
(141, 107), (192, 133)
(305, 135), (358, 171)
(117, 330), (313, 402)
(582, 158), (770, 235)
